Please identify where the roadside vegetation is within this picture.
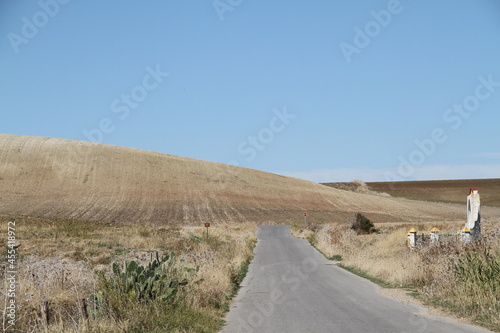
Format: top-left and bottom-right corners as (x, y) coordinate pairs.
(0, 216), (256, 332)
(293, 217), (500, 332)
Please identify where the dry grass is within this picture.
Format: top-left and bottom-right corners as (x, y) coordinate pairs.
(0, 216), (256, 332)
(294, 219), (500, 331)
(3, 134), (497, 225)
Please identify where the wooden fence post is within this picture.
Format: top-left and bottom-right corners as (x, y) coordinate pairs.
(81, 298), (89, 321)
(41, 301), (50, 326)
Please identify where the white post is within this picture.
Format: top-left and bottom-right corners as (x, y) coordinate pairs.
(430, 227), (440, 243)
(466, 188), (481, 239)
(461, 227), (471, 243)
(407, 228), (417, 248)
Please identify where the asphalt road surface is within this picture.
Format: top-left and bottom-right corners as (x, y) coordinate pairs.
(222, 225), (491, 333)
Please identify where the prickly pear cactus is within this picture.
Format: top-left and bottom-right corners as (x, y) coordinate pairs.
(108, 251), (194, 304)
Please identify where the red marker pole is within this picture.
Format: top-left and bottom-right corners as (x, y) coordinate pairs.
(303, 212), (308, 226)
(204, 223), (210, 239)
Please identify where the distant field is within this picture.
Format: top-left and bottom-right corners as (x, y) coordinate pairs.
(368, 179), (500, 207)
(323, 179), (500, 207)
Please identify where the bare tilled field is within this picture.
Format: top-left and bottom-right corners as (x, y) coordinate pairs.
(2, 134), (499, 225)
(323, 179), (500, 207)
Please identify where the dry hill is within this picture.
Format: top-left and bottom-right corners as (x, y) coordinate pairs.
(2, 134), (499, 224)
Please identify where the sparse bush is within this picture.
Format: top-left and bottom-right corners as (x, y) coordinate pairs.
(349, 213), (376, 234)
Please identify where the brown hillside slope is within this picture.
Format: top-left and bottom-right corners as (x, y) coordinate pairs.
(1, 134), (498, 224)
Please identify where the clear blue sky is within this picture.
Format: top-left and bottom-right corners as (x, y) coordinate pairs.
(2, 0), (500, 182)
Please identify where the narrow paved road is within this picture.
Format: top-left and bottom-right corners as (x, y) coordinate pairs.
(222, 225), (491, 333)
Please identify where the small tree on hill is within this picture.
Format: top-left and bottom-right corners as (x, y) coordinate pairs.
(350, 213), (376, 234)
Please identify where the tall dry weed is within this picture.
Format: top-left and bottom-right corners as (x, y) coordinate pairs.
(9, 256), (97, 332)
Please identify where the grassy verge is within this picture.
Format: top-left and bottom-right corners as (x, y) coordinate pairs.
(229, 241), (255, 297)
(336, 264), (395, 289)
(293, 221), (500, 332)
(0, 216), (256, 332)
(296, 224), (395, 288)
